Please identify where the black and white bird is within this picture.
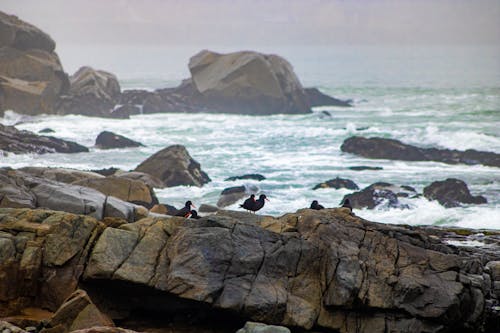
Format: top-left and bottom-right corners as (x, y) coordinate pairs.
(240, 194), (256, 212)
(175, 201), (195, 218)
(240, 194), (268, 213)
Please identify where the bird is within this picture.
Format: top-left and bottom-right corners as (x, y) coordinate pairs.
(341, 198), (352, 212)
(190, 210), (201, 219)
(310, 200), (324, 210)
(251, 194), (269, 213)
(175, 201), (195, 218)
(240, 194), (256, 212)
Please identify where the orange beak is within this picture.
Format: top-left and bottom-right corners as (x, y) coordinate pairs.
(265, 198), (270, 202)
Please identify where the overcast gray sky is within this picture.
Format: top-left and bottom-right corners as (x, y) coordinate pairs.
(2, 0), (499, 47)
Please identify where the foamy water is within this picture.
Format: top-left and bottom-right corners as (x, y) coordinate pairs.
(1, 45), (499, 229)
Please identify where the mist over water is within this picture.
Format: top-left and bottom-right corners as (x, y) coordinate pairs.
(1, 44), (499, 229)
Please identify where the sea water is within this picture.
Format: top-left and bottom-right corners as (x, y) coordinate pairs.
(1, 45), (499, 229)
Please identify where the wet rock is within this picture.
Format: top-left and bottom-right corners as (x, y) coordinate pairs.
(342, 182), (417, 209)
(313, 177), (359, 190)
(198, 204), (219, 213)
(225, 174), (266, 182)
(423, 178), (487, 208)
(90, 168), (120, 177)
(120, 89), (151, 105)
(57, 67), (121, 118)
(341, 136), (500, 168)
(236, 321), (291, 333)
(94, 131), (144, 150)
(19, 167), (103, 184)
(40, 290), (114, 333)
(134, 145), (211, 187)
(0, 11), (69, 116)
(0, 124), (88, 154)
(39, 128), (55, 134)
(110, 104), (140, 119)
(349, 166), (383, 171)
(217, 186), (246, 208)
(304, 87), (351, 107)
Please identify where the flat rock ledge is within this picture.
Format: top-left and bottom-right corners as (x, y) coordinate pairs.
(341, 136), (500, 168)
(1, 207), (499, 333)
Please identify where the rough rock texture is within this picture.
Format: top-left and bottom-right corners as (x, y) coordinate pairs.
(57, 67), (121, 118)
(0, 208), (104, 315)
(216, 186), (247, 208)
(423, 178), (487, 208)
(19, 167), (104, 184)
(0, 124), (89, 154)
(110, 104), (140, 119)
(225, 174), (266, 182)
(0, 169), (142, 222)
(40, 289), (114, 333)
(341, 136), (500, 168)
(313, 177), (359, 190)
(113, 171), (164, 189)
(304, 87), (352, 107)
(342, 182), (417, 210)
(0, 321), (28, 333)
(94, 131), (144, 150)
(134, 145), (211, 187)
(0, 11), (69, 116)
(236, 321), (291, 333)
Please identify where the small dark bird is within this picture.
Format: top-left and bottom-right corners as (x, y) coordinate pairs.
(252, 194), (269, 213)
(341, 198), (352, 211)
(190, 210), (201, 219)
(175, 201), (195, 218)
(310, 200), (324, 210)
(240, 194), (256, 212)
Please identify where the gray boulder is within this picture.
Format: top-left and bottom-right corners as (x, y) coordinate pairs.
(236, 322), (291, 333)
(313, 177), (359, 190)
(342, 182), (417, 209)
(134, 145), (211, 187)
(94, 131), (144, 150)
(423, 178), (487, 208)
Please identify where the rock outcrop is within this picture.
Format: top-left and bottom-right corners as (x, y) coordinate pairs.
(134, 145), (211, 187)
(0, 11), (69, 116)
(216, 185), (259, 208)
(0, 124), (88, 154)
(57, 67), (121, 118)
(304, 87), (352, 107)
(313, 177), (359, 190)
(342, 182), (417, 210)
(341, 136), (500, 168)
(1, 207), (499, 332)
(225, 174), (266, 182)
(423, 178), (487, 208)
(94, 131), (144, 150)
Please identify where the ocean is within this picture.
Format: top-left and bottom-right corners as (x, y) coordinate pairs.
(1, 44), (499, 229)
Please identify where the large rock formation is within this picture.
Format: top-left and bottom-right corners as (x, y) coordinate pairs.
(342, 182), (417, 210)
(57, 67), (121, 118)
(0, 11), (69, 116)
(94, 131), (144, 150)
(341, 136), (500, 168)
(134, 145), (211, 187)
(313, 177), (359, 190)
(423, 178), (487, 208)
(0, 124), (89, 154)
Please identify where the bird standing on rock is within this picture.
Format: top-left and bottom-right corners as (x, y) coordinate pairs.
(240, 194), (256, 212)
(310, 200), (324, 210)
(240, 194), (268, 213)
(341, 198), (352, 212)
(190, 210), (201, 219)
(175, 201), (195, 218)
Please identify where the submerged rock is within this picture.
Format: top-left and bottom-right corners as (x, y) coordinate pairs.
(423, 178), (487, 208)
(349, 165), (383, 171)
(0, 124), (88, 154)
(341, 136), (500, 167)
(134, 145), (211, 187)
(304, 87), (352, 107)
(342, 182), (417, 209)
(313, 177), (359, 190)
(94, 131), (144, 150)
(225, 174), (266, 182)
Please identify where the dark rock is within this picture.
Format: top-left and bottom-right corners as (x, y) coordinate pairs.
(341, 136), (500, 168)
(313, 177), (359, 190)
(134, 145), (211, 187)
(91, 167), (120, 177)
(349, 166), (383, 171)
(120, 89), (152, 105)
(39, 128), (55, 134)
(57, 67), (121, 118)
(217, 186), (246, 208)
(423, 178), (487, 208)
(95, 131), (144, 150)
(110, 104), (141, 119)
(304, 87), (352, 107)
(0, 124), (88, 154)
(342, 182), (417, 209)
(225, 174), (266, 182)
(198, 204), (219, 213)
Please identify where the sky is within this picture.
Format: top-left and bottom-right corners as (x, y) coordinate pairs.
(2, 0), (499, 47)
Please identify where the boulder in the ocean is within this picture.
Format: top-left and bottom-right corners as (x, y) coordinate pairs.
(187, 50), (310, 115)
(341, 136), (500, 168)
(423, 178), (487, 208)
(349, 166), (383, 171)
(304, 87), (351, 107)
(39, 128), (55, 133)
(342, 182), (417, 209)
(217, 185), (251, 208)
(225, 174), (266, 182)
(0, 124), (88, 154)
(113, 170), (164, 189)
(94, 131), (144, 150)
(134, 145), (211, 187)
(313, 177), (359, 190)
(57, 66), (121, 118)
(110, 104), (140, 119)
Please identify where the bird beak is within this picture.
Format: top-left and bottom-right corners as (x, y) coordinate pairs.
(191, 204), (196, 208)
(265, 198), (270, 202)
